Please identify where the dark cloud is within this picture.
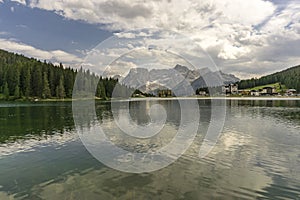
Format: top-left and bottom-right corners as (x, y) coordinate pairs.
(100, 1), (152, 19)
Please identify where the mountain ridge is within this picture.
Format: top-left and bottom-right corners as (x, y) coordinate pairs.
(120, 64), (240, 95)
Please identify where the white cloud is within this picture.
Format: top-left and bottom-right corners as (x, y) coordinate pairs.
(218, 43), (251, 60)
(16, 24), (28, 28)
(25, 1), (276, 58)
(7, 0), (300, 77)
(26, 0), (275, 31)
(0, 39), (83, 66)
(213, 0), (275, 25)
(114, 32), (136, 39)
(11, 0), (26, 5)
(262, 2), (300, 38)
(0, 31), (9, 36)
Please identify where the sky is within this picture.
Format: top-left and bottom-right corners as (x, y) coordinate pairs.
(0, 0), (299, 79)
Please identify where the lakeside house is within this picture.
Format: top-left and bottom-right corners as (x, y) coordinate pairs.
(250, 90), (260, 96)
(198, 91), (207, 96)
(247, 87), (277, 96)
(200, 85), (298, 97)
(239, 90), (250, 96)
(286, 89), (297, 96)
(222, 84), (238, 95)
(260, 87), (277, 95)
(246, 87), (298, 97)
(157, 89), (173, 97)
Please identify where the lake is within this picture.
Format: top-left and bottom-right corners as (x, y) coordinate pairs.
(0, 99), (300, 199)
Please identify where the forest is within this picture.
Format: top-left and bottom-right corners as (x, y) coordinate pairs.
(238, 65), (300, 91)
(0, 49), (136, 100)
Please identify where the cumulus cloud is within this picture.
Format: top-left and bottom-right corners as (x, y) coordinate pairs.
(218, 43), (251, 60)
(11, 0), (26, 5)
(0, 31), (9, 36)
(27, 0), (275, 31)
(5, 0), (300, 77)
(0, 39), (83, 66)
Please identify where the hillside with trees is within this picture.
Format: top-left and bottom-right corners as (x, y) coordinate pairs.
(238, 65), (300, 92)
(0, 49), (134, 100)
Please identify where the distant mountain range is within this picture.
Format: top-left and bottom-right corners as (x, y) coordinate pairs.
(119, 64), (240, 95)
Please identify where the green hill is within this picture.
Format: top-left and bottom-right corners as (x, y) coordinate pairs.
(238, 65), (300, 92)
(246, 82), (287, 93)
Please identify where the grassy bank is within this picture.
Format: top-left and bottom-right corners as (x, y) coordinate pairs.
(246, 82), (287, 92)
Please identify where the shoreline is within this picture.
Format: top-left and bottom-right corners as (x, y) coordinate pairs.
(0, 96), (299, 103)
(127, 96), (300, 101)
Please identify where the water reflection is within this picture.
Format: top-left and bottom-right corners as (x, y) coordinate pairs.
(0, 99), (299, 199)
(0, 102), (74, 143)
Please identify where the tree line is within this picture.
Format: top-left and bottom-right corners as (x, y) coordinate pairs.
(238, 65), (300, 91)
(0, 49), (136, 100)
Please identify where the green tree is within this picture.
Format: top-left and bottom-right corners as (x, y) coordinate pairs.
(3, 82), (9, 99)
(42, 72), (51, 99)
(14, 85), (20, 99)
(24, 67), (31, 98)
(97, 80), (106, 99)
(31, 64), (43, 97)
(56, 75), (65, 99)
(64, 69), (75, 98)
(6, 64), (20, 95)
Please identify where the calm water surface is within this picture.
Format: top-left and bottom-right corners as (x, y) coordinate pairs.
(0, 99), (299, 199)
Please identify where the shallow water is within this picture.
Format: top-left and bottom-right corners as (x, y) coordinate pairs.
(0, 99), (299, 199)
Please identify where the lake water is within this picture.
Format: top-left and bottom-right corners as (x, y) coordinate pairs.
(0, 99), (300, 199)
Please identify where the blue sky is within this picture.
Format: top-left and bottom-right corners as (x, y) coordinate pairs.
(0, 0), (299, 78)
(0, 0), (112, 57)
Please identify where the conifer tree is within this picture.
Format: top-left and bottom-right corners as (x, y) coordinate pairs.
(42, 72), (51, 99)
(14, 85), (20, 99)
(56, 75), (65, 99)
(3, 82), (9, 100)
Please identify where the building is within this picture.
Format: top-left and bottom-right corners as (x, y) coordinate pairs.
(239, 90), (250, 96)
(222, 84), (238, 95)
(157, 89), (173, 97)
(261, 87), (276, 95)
(198, 91), (207, 96)
(286, 89), (297, 96)
(250, 90), (260, 96)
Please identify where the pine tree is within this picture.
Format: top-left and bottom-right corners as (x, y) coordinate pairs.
(14, 85), (20, 99)
(97, 80), (106, 99)
(24, 67), (31, 98)
(31, 64), (43, 97)
(56, 75), (65, 99)
(42, 72), (51, 99)
(3, 82), (9, 100)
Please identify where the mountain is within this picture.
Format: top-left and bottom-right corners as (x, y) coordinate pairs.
(173, 64), (201, 83)
(238, 65), (300, 92)
(191, 71), (240, 89)
(120, 64), (240, 95)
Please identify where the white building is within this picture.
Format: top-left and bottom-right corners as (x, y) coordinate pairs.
(261, 87), (276, 95)
(286, 89), (297, 96)
(250, 90), (260, 96)
(222, 84), (238, 95)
